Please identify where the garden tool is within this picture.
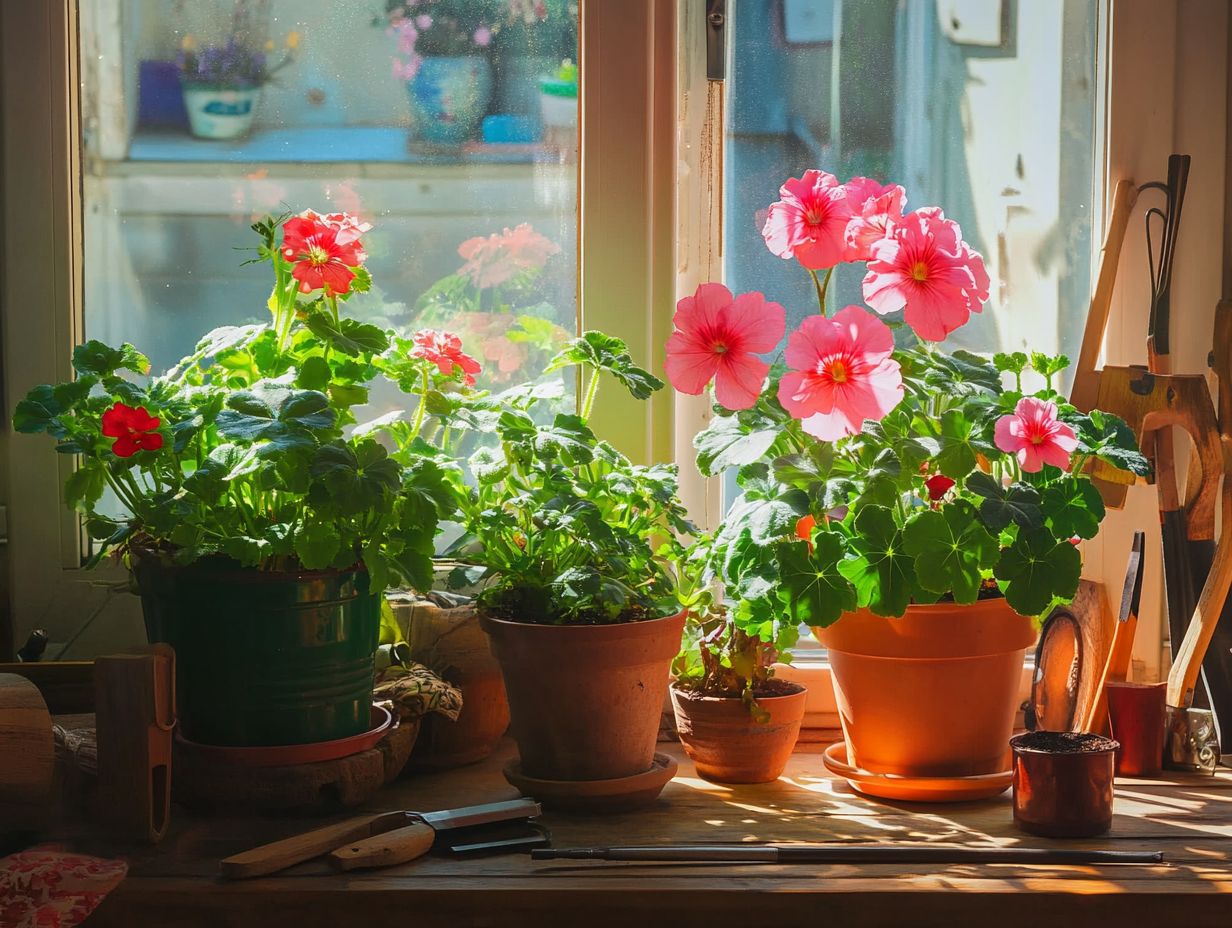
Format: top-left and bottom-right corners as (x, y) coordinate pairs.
(220, 798), (542, 879)
(1081, 531), (1146, 735)
(532, 845), (1163, 865)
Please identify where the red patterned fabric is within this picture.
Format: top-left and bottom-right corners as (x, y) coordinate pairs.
(0, 845), (127, 928)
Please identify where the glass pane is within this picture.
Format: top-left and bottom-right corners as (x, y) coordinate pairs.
(79, 0), (579, 390)
(726, 0), (1098, 365)
(724, 0), (1100, 647)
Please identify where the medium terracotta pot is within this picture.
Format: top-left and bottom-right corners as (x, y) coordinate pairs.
(398, 602), (510, 770)
(670, 683), (806, 783)
(813, 598), (1035, 778)
(480, 611), (686, 781)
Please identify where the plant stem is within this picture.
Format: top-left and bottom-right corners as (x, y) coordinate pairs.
(580, 369), (601, 420)
(808, 267), (834, 316)
(409, 366), (431, 441)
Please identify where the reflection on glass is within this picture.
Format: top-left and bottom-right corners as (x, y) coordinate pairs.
(80, 0), (579, 399)
(727, 0), (1098, 366)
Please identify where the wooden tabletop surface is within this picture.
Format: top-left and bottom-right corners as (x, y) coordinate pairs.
(64, 739), (1232, 927)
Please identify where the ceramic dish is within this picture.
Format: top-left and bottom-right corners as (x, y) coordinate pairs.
(174, 705), (393, 768)
(822, 741), (1012, 802)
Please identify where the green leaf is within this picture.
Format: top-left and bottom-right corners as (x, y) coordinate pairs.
(694, 410), (780, 477)
(72, 341), (150, 377)
(994, 528), (1081, 616)
(1042, 479), (1105, 540)
(1075, 409), (1151, 477)
(993, 352), (1029, 375)
(533, 414), (596, 465)
(310, 440), (402, 515)
(776, 534), (856, 628)
(14, 386), (65, 434)
(903, 503), (1000, 603)
(934, 409), (995, 480)
(64, 464), (106, 510)
(965, 472), (1044, 533)
(305, 313), (389, 357)
(838, 505), (912, 617)
(295, 519), (342, 569)
(295, 356), (331, 391)
(545, 331), (663, 400)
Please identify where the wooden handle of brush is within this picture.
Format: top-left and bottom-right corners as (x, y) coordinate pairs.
(220, 814), (389, 880)
(1167, 515), (1232, 707)
(328, 822), (436, 871)
(1072, 179), (1138, 411)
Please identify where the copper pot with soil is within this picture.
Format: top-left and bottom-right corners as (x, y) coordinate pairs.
(480, 610), (686, 782)
(1010, 731), (1118, 837)
(670, 680), (806, 783)
(392, 595), (510, 770)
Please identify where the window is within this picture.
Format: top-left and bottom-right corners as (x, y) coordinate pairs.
(1, 0), (673, 656)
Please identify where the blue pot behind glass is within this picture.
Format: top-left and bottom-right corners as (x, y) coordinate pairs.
(407, 56), (494, 145)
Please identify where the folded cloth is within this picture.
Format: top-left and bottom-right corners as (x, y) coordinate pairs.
(0, 844), (127, 928)
(374, 660), (463, 724)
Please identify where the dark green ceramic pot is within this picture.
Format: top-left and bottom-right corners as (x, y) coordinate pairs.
(132, 558), (379, 747)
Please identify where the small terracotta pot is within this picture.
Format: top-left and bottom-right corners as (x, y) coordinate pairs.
(813, 598), (1035, 779)
(399, 602), (510, 771)
(670, 683), (806, 783)
(1106, 681), (1167, 776)
(480, 611), (686, 781)
(1010, 731), (1117, 837)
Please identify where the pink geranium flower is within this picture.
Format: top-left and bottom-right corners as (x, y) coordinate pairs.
(281, 212), (366, 295)
(761, 170), (853, 270)
(410, 329), (482, 386)
(665, 283), (786, 410)
(776, 305), (904, 440)
(861, 208), (990, 341)
(994, 397), (1078, 472)
(843, 177), (906, 262)
(457, 223), (561, 289)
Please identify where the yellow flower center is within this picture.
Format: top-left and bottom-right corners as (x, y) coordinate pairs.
(828, 360), (849, 383)
(307, 245), (331, 267)
(911, 261), (930, 282)
(711, 340), (729, 355)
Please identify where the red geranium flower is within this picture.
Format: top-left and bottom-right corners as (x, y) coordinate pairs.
(101, 402), (163, 457)
(281, 211), (367, 296)
(410, 329), (482, 385)
(924, 473), (956, 502)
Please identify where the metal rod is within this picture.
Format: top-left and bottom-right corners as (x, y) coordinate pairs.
(531, 845), (1163, 865)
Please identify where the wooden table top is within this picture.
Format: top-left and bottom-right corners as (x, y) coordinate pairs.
(71, 740), (1232, 927)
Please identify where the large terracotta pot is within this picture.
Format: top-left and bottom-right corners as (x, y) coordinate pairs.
(812, 598), (1034, 778)
(670, 683), (806, 784)
(480, 611), (685, 781)
(397, 601), (510, 770)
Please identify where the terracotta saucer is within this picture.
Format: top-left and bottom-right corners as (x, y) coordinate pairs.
(822, 742), (1012, 803)
(503, 753), (678, 813)
(175, 705), (392, 768)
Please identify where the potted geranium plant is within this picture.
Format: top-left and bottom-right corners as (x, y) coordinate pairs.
(670, 535), (806, 784)
(14, 210), (458, 748)
(665, 171), (1148, 793)
(176, 32), (295, 140)
(402, 332), (691, 799)
(383, 0), (501, 146)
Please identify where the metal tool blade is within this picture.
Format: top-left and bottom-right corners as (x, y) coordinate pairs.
(421, 798), (541, 832)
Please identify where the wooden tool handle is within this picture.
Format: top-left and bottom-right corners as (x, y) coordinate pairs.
(328, 821), (435, 871)
(1167, 510), (1232, 707)
(1072, 178), (1138, 412)
(220, 814), (388, 879)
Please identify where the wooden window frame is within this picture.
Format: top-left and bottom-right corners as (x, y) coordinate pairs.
(2, 0), (1229, 690)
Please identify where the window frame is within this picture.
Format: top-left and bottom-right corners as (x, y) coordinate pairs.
(2, 0), (1228, 683)
(0, 0), (674, 656)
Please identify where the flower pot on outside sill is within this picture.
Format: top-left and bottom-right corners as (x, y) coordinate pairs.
(812, 597), (1035, 782)
(670, 682), (806, 783)
(479, 610), (685, 781)
(396, 600), (510, 771)
(181, 83), (260, 140)
(133, 558), (380, 747)
(406, 56), (494, 146)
